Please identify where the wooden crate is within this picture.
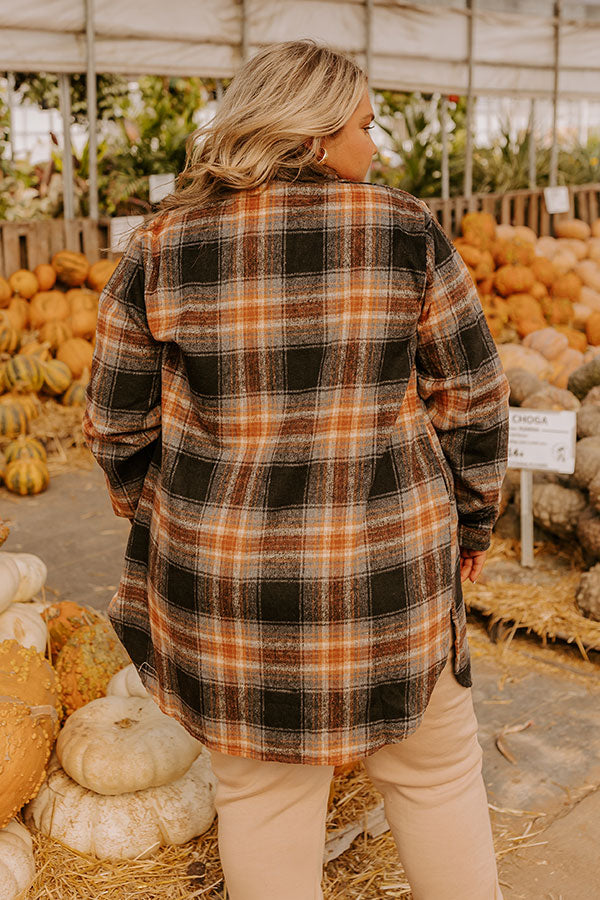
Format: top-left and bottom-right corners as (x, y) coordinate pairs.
(424, 182), (600, 238)
(0, 218), (112, 280)
(1, 188), (599, 273)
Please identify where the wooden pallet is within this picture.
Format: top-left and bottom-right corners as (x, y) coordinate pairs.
(0, 218), (111, 279)
(425, 181), (600, 238)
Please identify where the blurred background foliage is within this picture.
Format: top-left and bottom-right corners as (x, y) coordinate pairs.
(0, 76), (599, 220)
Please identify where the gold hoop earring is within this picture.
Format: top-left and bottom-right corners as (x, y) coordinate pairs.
(317, 147), (328, 163)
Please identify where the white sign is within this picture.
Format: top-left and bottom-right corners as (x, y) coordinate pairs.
(149, 173), (176, 204)
(109, 216), (145, 253)
(543, 186), (570, 215)
(508, 408), (576, 474)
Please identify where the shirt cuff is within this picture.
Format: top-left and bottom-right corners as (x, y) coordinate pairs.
(458, 523), (492, 552)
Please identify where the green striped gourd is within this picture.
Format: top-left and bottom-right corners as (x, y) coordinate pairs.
(0, 392), (41, 423)
(3, 355), (44, 393)
(42, 359), (72, 396)
(0, 323), (20, 354)
(4, 435), (47, 465)
(0, 402), (28, 438)
(3, 458), (49, 495)
(61, 380), (87, 407)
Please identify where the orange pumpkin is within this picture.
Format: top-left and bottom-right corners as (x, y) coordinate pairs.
(39, 320), (73, 352)
(70, 308), (97, 340)
(551, 272), (582, 303)
(29, 291), (70, 329)
(6, 297), (30, 331)
(41, 600), (104, 660)
(56, 338), (94, 378)
(531, 257), (557, 288)
(66, 288), (98, 315)
(51, 251), (90, 287)
(554, 219), (591, 241)
(453, 241), (482, 269)
(87, 259), (118, 293)
(9, 270), (39, 300)
(554, 325), (588, 353)
(494, 265), (535, 298)
(586, 311), (600, 346)
(461, 212), (496, 248)
(492, 238), (535, 268)
(54, 622), (130, 717)
(33, 264), (57, 291)
(540, 295), (574, 326)
(19, 340), (51, 361)
(530, 281), (548, 301)
(548, 347), (585, 389)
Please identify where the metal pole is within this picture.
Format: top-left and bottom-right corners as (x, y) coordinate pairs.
(441, 96), (449, 200)
(6, 73), (16, 162)
(58, 73), (75, 221)
(85, 0), (99, 221)
(528, 98), (536, 190)
(365, 0), (374, 184)
(464, 0), (476, 200)
(520, 469), (534, 567)
(241, 0), (249, 64)
(550, 1), (560, 187)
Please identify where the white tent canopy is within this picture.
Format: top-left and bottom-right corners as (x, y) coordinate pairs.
(2, 0), (600, 100)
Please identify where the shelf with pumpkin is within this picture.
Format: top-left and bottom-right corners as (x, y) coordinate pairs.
(0, 250), (119, 497)
(455, 212), (600, 391)
(0, 539), (217, 899)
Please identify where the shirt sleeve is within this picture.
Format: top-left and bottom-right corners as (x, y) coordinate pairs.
(415, 212), (510, 552)
(82, 229), (162, 520)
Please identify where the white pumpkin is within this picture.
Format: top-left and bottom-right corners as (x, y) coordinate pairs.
(0, 819), (36, 900)
(56, 695), (202, 795)
(0, 553), (47, 603)
(0, 557), (20, 614)
(0, 603), (48, 652)
(106, 662), (149, 698)
(25, 750), (216, 860)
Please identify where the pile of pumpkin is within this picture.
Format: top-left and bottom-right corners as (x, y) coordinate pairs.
(0, 538), (216, 898)
(456, 213), (600, 389)
(0, 251), (118, 496)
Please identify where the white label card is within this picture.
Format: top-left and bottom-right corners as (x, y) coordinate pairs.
(543, 186), (571, 215)
(149, 173), (176, 204)
(508, 407), (576, 474)
(109, 216), (145, 253)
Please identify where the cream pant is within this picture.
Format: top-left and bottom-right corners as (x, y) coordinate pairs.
(209, 649), (503, 900)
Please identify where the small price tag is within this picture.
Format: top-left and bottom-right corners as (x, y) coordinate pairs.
(508, 408), (576, 474)
(109, 216), (145, 253)
(149, 174), (176, 204)
(543, 186), (570, 215)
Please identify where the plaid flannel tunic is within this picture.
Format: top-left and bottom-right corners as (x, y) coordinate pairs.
(83, 178), (510, 766)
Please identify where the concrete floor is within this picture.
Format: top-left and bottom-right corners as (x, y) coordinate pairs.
(2, 463), (600, 899)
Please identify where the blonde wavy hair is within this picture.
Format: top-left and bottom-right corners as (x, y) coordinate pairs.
(156, 40), (368, 215)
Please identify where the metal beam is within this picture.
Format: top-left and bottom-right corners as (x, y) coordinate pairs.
(85, 0), (99, 220)
(550, 1), (561, 187)
(241, 0), (249, 64)
(6, 73), (15, 162)
(528, 98), (536, 190)
(440, 96), (449, 200)
(366, 0), (374, 184)
(464, 0), (476, 200)
(58, 73), (75, 221)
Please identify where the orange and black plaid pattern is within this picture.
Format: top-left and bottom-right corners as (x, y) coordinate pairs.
(83, 179), (510, 765)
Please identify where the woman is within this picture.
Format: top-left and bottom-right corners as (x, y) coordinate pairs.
(84, 39), (509, 900)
